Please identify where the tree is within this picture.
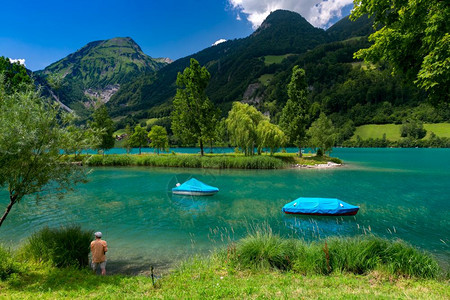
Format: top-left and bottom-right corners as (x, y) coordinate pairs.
(279, 66), (310, 157)
(148, 125), (169, 155)
(307, 113), (336, 156)
(256, 120), (286, 155)
(226, 102), (266, 155)
(0, 56), (32, 93)
(351, 0), (449, 104)
(123, 124), (133, 154)
(171, 58), (219, 156)
(90, 105), (115, 154)
(0, 81), (89, 227)
(400, 119), (427, 139)
(129, 125), (148, 155)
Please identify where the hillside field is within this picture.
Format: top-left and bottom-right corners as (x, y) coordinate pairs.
(352, 123), (450, 141)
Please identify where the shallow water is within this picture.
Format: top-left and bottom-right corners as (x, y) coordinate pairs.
(0, 148), (449, 274)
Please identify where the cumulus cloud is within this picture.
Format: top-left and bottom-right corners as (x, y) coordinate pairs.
(228, 0), (353, 28)
(212, 39), (227, 46)
(8, 58), (26, 66)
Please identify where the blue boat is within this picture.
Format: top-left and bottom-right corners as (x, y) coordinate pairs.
(282, 197), (359, 216)
(172, 178), (219, 196)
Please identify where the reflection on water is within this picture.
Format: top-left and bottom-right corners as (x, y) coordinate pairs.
(0, 148), (449, 274)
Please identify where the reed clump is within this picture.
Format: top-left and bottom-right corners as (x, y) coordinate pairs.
(85, 154), (286, 169)
(224, 229), (441, 279)
(19, 225), (93, 268)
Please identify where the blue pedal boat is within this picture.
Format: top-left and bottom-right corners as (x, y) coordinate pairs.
(172, 178), (219, 196)
(282, 197), (359, 216)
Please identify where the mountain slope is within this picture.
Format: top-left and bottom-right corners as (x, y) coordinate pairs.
(108, 10), (329, 116)
(36, 37), (168, 112)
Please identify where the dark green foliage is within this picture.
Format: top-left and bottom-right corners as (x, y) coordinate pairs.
(0, 245), (21, 280)
(90, 105), (115, 152)
(352, 0), (450, 105)
(128, 125), (148, 154)
(279, 66), (310, 154)
(171, 59), (219, 155)
(343, 135), (450, 148)
(109, 10), (329, 117)
(400, 119), (427, 139)
(0, 56), (32, 93)
(21, 226), (93, 268)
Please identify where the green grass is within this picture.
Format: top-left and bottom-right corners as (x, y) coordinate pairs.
(1, 234), (448, 299)
(263, 54), (294, 65)
(352, 123), (450, 141)
(258, 74), (274, 86)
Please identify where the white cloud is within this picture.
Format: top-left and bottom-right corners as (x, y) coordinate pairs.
(212, 39), (227, 46)
(228, 0), (353, 28)
(8, 58), (26, 66)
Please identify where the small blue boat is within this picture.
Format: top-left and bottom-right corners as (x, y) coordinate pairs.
(172, 178), (219, 196)
(282, 197), (359, 216)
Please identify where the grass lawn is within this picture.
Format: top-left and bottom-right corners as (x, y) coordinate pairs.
(352, 123), (450, 141)
(263, 54), (294, 65)
(258, 74), (274, 86)
(1, 262), (448, 299)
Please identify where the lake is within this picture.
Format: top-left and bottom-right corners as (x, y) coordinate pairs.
(0, 148), (449, 274)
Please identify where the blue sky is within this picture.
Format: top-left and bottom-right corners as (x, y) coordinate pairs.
(1, 0), (353, 71)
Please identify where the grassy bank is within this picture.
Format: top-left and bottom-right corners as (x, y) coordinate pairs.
(352, 123), (450, 141)
(82, 153), (342, 169)
(1, 234), (448, 299)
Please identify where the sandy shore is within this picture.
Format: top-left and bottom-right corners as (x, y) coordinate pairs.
(293, 162), (343, 169)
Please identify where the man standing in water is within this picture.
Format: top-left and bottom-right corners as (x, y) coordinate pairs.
(91, 231), (108, 275)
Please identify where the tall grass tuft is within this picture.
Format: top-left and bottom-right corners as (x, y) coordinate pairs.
(0, 245), (21, 280)
(231, 226), (300, 270)
(21, 225), (93, 268)
(227, 230), (441, 278)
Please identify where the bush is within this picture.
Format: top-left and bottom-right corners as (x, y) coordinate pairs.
(21, 225), (93, 268)
(232, 227), (299, 270)
(0, 245), (21, 280)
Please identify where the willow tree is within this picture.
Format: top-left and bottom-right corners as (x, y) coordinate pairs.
(256, 120), (286, 155)
(0, 81), (91, 227)
(226, 102), (266, 155)
(171, 58), (219, 156)
(279, 66), (310, 157)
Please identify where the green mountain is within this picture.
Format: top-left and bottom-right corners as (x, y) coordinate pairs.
(35, 37), (169, 114)
(108, 10), (329, 116)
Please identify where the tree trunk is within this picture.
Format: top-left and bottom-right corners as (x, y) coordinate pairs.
(0, 194), (17, 227)
(298, 145), (303, 158)
(199, 139), (204, 156)
(210, 140), (213, 154)
(139, 146), (142, 155)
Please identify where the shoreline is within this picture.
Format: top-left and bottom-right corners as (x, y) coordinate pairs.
(293, 162), (343, 169)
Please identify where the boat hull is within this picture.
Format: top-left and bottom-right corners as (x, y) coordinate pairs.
(282, 197), (359, 216)
(283, 208), (359, 216)
(172, 190), (218, 196)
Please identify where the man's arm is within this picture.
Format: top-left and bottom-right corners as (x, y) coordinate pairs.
(103, 241), (108, 253)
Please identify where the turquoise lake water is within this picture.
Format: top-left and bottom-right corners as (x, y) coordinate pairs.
(0, 148), (449, 274)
